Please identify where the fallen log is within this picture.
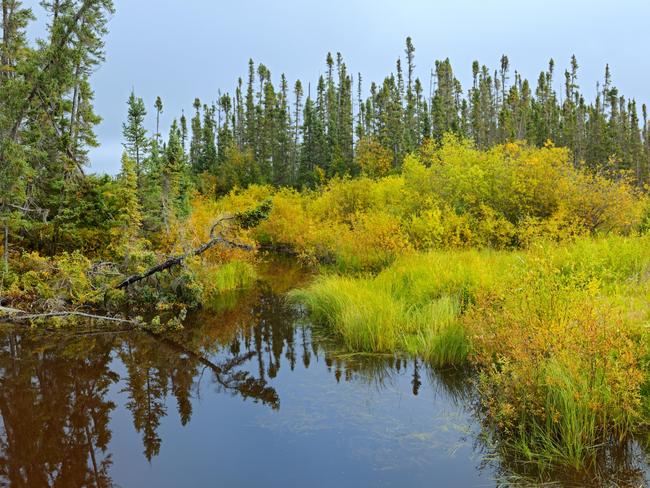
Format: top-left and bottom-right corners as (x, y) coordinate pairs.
(0, 305), (24, 315)
(115, 215), (256, 290)
(0, 307), (140, 326)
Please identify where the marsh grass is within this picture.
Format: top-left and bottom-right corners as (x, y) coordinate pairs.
(211, 260), (258, 292)
(292, 235), (650, 470)
(191, 259), (258, 310)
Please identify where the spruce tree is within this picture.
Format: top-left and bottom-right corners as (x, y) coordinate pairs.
(189, 98), (203, 172)
(122, 90), (148, 182)
(154, 96), (163, 144)
(118, 152), (142, 237)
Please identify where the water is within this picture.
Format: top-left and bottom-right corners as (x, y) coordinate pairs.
(1, 261), (648, 487)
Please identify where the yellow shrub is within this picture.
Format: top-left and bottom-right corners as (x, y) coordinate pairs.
(404, 207), (445, 250)
(335, 211), (412, 271)
(208, 137), (646, 271)
(354, 136), (393, 177)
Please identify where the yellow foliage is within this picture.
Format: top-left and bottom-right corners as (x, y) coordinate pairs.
(206, 138), (645, 273)
(354, 136), (393, 177)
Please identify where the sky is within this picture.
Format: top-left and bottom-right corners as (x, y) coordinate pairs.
(24, 0), (650, 174)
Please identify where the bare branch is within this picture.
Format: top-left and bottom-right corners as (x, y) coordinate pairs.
(0, 307), (140, 326)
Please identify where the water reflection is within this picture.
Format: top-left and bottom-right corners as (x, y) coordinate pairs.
(0, 330), (117, 487)
(0, 262), (649, 487)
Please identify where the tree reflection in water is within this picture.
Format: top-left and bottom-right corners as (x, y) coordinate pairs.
(0, 330), (117, 487)
(1, 269), (649, 487)
(0, 281), (307, 486)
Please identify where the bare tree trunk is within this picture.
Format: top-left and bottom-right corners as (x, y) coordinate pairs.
(3, 220), (8, 274)
(1, 1), (9, 69)
(69, 62), (82, 154)
(0, 308), (141, 325)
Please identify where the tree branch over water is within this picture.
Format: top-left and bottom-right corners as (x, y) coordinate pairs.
(115, 200), (272, 290)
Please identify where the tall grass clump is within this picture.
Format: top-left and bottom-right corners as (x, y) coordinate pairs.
(291, 277), (401, 352)
(211, 260), (258, 293)
(189, 259), (258, 307)
(401, 297), (468, 366)
(292, 249), (519, 365)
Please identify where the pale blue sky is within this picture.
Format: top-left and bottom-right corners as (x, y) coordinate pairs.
(25, 0), (650, 174)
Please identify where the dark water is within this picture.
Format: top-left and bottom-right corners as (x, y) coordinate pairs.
(1, 261), (649, 487)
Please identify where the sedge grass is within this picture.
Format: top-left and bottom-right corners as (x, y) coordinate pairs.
(291, 234), (650, 470)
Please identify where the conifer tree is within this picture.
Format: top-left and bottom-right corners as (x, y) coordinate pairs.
(335, 53), (354, 175)
(201, 103), (218, 173)
(122, 91), (148, 183)
(292, 79), (304, 184)
(189, 98), (203, 172)
(180, 111), (188, 152)
(151, 45), (650, 192)
(118, 152), (142, 237)
(154, 96), (163, 144)
(431, 59), (461, 139)
(161, 120), (190, 230)
(404, 37), (418, 151)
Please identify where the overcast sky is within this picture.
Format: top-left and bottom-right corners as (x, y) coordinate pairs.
(25, 0), (650, 174)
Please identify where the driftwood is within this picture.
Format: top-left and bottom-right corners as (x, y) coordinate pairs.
(115, 215), (255, 290)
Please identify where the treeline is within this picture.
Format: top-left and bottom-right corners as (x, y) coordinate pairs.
(2, 0), (650, 263)
(126, 38), (650, 198)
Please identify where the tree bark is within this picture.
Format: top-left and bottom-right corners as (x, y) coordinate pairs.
(2, 220), (8, 274)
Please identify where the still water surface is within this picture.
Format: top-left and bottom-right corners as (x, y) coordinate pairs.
(1, 261), (648, 487)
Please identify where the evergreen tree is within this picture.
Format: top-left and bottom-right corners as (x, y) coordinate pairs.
(161, 120), (189, 230)
(148, 45), (650, 192)
(189, 98), (203, 172)
(201, 103), (218, 173)
(117, 152), (142, 238)
(154, 96), (163, 144)
(404, 37), (418, 151)
(122, 90), (148, 183)
(1, 0), (114, 258)
(292, 79), (303, 184)
(431, 59), (461, 139)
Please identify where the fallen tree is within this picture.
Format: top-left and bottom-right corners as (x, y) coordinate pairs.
(1, 309), (140, 325)
(0, 307), (143, 328)
(0, 200), (275, 326)
(115, 200), (272, 290)
(0, 305), (140, 328)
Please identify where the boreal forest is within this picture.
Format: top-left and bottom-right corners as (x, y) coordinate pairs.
(2, 1), (650, 486)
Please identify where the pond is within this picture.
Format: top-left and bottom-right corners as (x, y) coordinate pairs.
(0, 260), (648, 487)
